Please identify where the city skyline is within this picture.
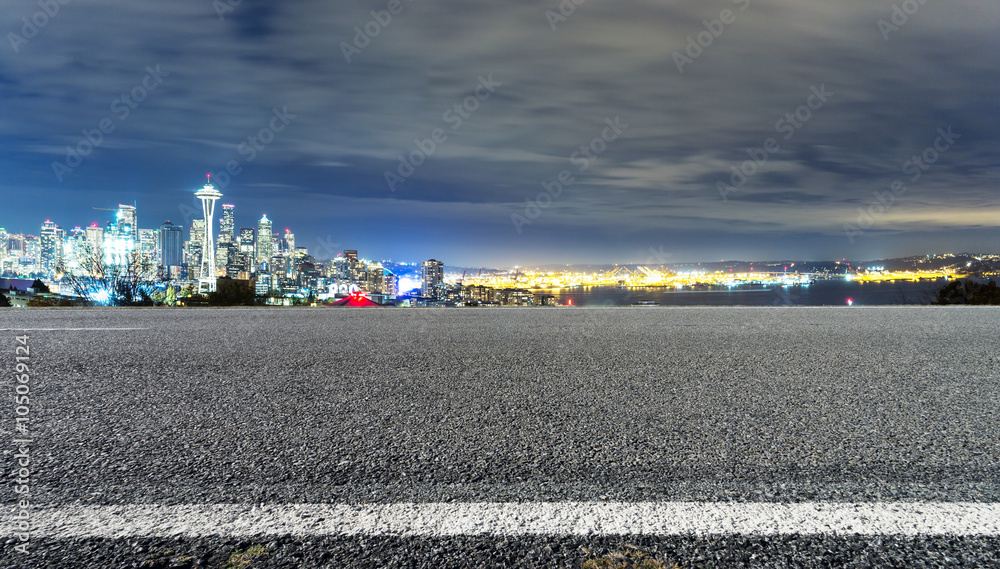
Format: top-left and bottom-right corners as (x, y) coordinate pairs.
(5, 194), (1000, 270)
(2, 2), (998, 267)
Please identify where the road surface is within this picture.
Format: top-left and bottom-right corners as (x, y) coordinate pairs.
(2, 307), (999, 567)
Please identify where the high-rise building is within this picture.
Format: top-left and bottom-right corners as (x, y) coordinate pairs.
(103, 205), (137, 266)
(116, 204), (137, 244)
(219, 204), (236, 244)
(342, 250), (366, 284)
(186, 219), (205, 280)
(195, 177), (223, 292)
(283, 229), (294, 255)
(63, 227), (88, 275)
(139, 229), (157, 265)
(25, 235), (39, 273)
(239, 227), (255, 255)
(421, 259), (444, 298)
(8, 233), (26, 258)
(383, 268), (398, 296)
(40, 220), (60, 275)
(256, 215), (273, 266)
(158, 221), (183, 272)
(85, 224), (103, 264)
(365, 262), (384, 293)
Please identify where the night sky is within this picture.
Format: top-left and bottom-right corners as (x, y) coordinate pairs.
(2, 0), (998, 266)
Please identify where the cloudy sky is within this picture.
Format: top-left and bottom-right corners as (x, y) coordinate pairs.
(2, 0), (998, 266)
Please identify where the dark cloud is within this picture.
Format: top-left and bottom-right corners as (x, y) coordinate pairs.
(1, 0), (998, 265)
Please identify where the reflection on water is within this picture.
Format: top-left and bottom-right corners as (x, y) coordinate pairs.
(536, 279), (947, 307)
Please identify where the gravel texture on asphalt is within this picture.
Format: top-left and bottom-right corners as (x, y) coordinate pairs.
(5, 534), (1000, 569)
(2, 306), (999, 567)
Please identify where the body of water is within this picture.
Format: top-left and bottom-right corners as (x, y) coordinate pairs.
(534, 279), (948, 307)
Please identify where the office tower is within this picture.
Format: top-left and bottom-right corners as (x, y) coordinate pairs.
(8, 233), (26, 258)
(40, 220), (60, 275)
(421, 259), (444, 298)
(256, 215), (273, 265)
(116, 204), (137, 244)
(219, 204), (235, 244)
(238, 228), (255, 262)
(343, 250), (366, 284)
(158, 221), (183, 272)
(24, 236), (39, 273)
(383, 269), (398, 296)
(139, 229), (157, 265)
(85, 224), (103, 261)
(225, 246), (244, 279)
(365, 262), (384, 293)
(195, 177), (223, 291)
(63, 227), (87, 275)
(283, 229), (294, 254)
(103, 205), (137, 266)
(186, 219), (205, 280)
(329, 255), (347, 280)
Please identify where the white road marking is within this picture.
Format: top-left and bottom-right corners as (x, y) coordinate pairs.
(5, 502), (999, 538)
(0, 328), (147, 331)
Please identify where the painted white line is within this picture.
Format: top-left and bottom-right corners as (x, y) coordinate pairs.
(5, 502), (999, 538)
(0, 328), (147, 331)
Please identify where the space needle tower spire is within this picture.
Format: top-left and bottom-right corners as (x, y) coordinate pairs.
(195, 174), (223, 293)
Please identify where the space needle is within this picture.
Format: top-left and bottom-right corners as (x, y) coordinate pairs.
(196, 174), (223, 293)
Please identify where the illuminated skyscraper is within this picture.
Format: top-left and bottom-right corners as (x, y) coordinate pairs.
(219, 204), (236, 244)
(195, 177), (223, 292)
(158, 221), (183, 272)
(217, 204), (237, 274)
(85, 224), (103, 254)
(0, 227), (7, 268)
(256, 214), (273, 266)
(421, 259), (444, 298)
(139, 229), (157, 265)
(103, 205), (137, 267)
(239, 227), (255, 255)
(116, 205), (137, 244)
(238, 227), (255, 275)
(39, 220), (60, 275)
(186, 219), (205, 279)
(64, 227), (88, 275)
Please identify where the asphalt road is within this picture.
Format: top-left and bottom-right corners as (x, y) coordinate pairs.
(2, 306), (999, 567)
